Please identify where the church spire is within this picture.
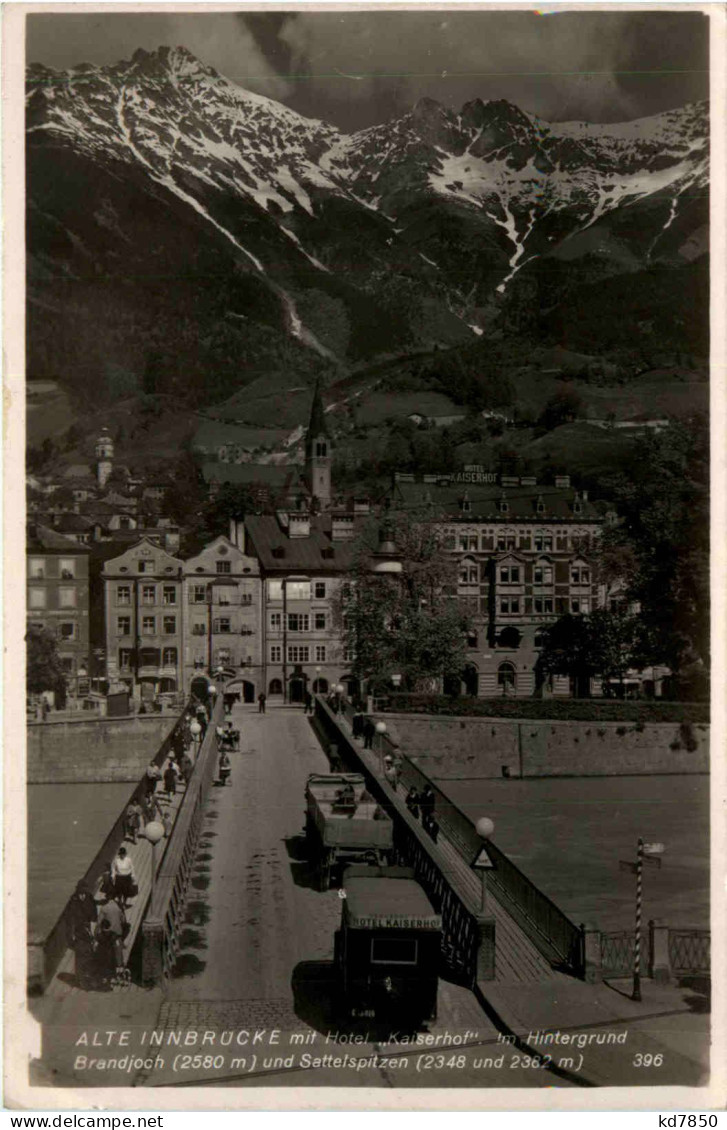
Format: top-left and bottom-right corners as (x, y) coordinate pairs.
(306, 379), (328, 450)
(304, 379), (332, 507)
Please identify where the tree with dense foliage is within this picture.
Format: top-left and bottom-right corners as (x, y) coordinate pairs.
(596, 417), (709, 694)
(333, 513), (471, 693)
(536, 609), (641, 697)
(26, 624), (67, 707)
(536, 385), (584, 434)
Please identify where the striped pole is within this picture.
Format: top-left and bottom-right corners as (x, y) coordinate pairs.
(632, 837), (644, 1001)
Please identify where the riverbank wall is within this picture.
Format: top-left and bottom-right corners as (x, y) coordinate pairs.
(382, 715), (709, 778)
(27, 715), (178, 783)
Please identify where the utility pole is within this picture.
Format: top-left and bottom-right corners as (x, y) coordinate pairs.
(632, 837), (644, 1001)
(207, 581), (213, 675)
(282, 577), (288, 703)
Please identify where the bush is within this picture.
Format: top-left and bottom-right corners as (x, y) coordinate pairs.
(378, 694), (709, 723)
(679, 721), (699, 753)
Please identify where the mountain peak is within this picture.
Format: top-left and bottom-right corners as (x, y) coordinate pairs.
(129, 45), (213, 81)
(412, 96), (446, 120)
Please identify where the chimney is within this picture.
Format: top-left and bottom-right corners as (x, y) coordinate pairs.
(228, 518), (246, 553)
(288, 513), (311, 538)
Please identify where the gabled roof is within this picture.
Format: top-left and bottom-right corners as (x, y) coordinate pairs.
(245, 515), (361, 573)
(27, 523), (90, 553)
(102, 537), (183, 575)
(388, 481), (602, 522)
(46, 513), (95, 533)
(184, 535), (259, 574)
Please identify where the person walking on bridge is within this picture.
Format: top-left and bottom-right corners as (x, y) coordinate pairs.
(96, 895), (128, 988)
(419, 784), (436, 831)
(67, 880), (97, 990)
(111, 846), (137, 909)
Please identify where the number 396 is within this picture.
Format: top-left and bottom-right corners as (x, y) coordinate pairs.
(633, 1053), (664, 1067)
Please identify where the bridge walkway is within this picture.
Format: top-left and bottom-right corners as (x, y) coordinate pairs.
(334, 712), (574, 987)
(43, 768), (190, 999)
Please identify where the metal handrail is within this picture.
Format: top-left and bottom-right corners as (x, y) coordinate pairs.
(382, 733), (583, 970)
(142, 700), (223, 982)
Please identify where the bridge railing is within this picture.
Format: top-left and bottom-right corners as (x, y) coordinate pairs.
(379, 729), (585, 975)
(314, 696), (485, 984)
(141, 700), (223, 984)
(600, 923), (710, 980)
(29, 706), (189, 993)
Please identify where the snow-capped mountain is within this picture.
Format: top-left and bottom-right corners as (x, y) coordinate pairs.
(26, 46), (709, 406)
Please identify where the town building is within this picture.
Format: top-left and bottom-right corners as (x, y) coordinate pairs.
(181, 528), (263, 702)
(27, 523), (91, 699)
(386, 469), (612, 697)
(243, 507), (365, 703)
(102, 538), (184, 700)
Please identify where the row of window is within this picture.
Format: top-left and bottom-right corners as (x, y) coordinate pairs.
(28, 587), (77, 609)
(117, 615), (177, 636)
(269, 612), (328, 632)
(32, 621), (79, 640)
(499, 597), (590, 615)
(29, 558), (77, 578)
(268, 580), (328, 601)
(118, 647), (178, 669)
(459, 565), (592, 586)
(115, 583), (255, 606)
(269, 645), (328, 663)
(116, 584), (178, 605)
(446, 533), (592, 553)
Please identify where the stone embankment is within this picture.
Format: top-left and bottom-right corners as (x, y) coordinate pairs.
(27, 715), (178, 783)
(382, 715), (709, 778)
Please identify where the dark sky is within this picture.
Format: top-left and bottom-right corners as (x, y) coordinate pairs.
(26, 9), (709, 131)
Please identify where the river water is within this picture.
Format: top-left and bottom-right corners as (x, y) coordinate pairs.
(27, 782), (133, 940)
(437, 774), (709, 931)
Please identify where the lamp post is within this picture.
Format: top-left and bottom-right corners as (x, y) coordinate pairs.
(315, 665), (321, 695)
(334, 682), (345, 715)
(475, 817), (495, 913)
(375, 720), (387, 772)
(189, 718), (201, 761)
(145, 820), (165, 902)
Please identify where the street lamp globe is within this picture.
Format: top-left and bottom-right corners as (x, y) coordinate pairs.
(145, 820), (165, 845)
(375, 721), (387, 735)
(476, 816), (495, 840)
(335, 683), (345, 695)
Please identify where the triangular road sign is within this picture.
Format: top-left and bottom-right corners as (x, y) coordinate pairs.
(471, 845), (496, 870)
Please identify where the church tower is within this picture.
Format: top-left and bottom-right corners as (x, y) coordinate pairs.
(304, 381), (331, 508)
(95, 427), (114, 488)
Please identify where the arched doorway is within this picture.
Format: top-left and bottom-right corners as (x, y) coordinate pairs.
(497, 662), (516, 695)
(226, 678), (256, 704)
(443, 673), (461, 696)
(313, 677), (329, 694)
(289, 677), (305, 703)
(190, 675), (210, 703)
(269, 678), (283, 696)
(463, 664), (479, 696)
(497, 627), (522, 649)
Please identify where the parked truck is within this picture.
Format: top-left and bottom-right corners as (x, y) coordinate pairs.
(334, 864), (442, 1023)
(305, 773), (394, 890)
